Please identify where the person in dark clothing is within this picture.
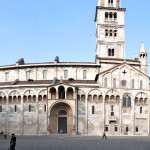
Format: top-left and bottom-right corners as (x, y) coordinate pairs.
(102, 132), (107, 139)
(10, 134), (16, 150)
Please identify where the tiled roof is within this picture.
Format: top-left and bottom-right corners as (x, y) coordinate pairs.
(0, 80), (97, 87)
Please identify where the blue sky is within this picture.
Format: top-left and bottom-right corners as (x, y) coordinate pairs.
(0, 0), (149, 75)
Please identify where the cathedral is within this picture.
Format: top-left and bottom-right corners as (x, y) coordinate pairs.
(0, 0), (149, 136)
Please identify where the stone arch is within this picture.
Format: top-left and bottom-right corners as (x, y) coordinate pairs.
(49, 102), (73, 134)
(49, 87), (56, 100)
(0, 91), (6, 103)
(66, 87), (74, 100)
(9, 90), (21, 103)
(135, 92), (148, 105)
(77, 89), (85, 102)
(58, 86), (65, 99)
(23, 90), (36, 103)
(38, 89), (47, 102)
(105, 89), (120, 102)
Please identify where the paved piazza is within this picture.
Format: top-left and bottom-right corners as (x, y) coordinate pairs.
(1, 135), (150, 150)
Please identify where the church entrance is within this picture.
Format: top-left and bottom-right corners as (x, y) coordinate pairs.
(58, 117), (67, 133)
(49, 102), (73, 134)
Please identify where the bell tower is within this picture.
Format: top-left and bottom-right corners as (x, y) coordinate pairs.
(95, 0), (126, 59)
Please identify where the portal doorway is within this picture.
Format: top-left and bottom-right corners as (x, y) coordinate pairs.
(49, 102), (73, 134)
(58, 117), (67, 133)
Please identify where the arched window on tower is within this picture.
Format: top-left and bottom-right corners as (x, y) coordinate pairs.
(105, 29), (108, 37)
(105, 12), (108, 20)
(109, 12), (113, 20)
(110, 30), (113, 37)
(114, 30), (117, 37)
(92, 106), (95, 114)
(43, 70), (47, 79)
(114, 13), (117, 20)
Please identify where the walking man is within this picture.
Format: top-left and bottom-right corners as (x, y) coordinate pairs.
(3, 129), (7, 140)
(10, 134), (16, 150)
(102, 132), (107, 139)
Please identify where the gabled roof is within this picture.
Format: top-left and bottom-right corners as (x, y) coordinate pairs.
(96, 62), (150, 81)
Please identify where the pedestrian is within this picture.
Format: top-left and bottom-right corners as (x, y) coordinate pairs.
(3, 129), (7, 140)
(102, 132), (107, 139)
(1, 130), (3, 135)
(59, 128), (63, 140)
(9, 134), (16, 150)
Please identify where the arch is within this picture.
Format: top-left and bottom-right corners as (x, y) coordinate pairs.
(43, 95), (47, 101)
(58, 110), (67, 115)
(93, 95), (97, 101)
(58, 86), (65, 99)
(38, 95), (42, 102)
(116, 95), (120, 101)
(105, 95), (109, 103)
(50, 87), (56, 100)
(98, 95), (103, 101)
(49, 102), (73, 134)
(81, 95), (85, 102)
(109, 12), (113, 19)
(122, 94), (132, 107)
(66, 87), (74, 99)
(88, 94), (92, 102)
(110, 95), (115, 102)
(109, 29), (113, 36)
(0, 91), (6, 103)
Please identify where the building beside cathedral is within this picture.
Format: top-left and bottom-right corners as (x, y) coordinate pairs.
(0, 0), (149, 136)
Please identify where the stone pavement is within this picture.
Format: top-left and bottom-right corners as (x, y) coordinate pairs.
(1, 135), (150, 150)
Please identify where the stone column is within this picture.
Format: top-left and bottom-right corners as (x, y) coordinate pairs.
(6, 95), (9, 134)
(75, 89), (78, 134)
(20, 96), (24, 135)
(132, 99), (135, 135)
(36, 95), (39, 135)
(56, 87), (58, 100)
(120, 98), (122, 135)
(85, 94), (88, 134)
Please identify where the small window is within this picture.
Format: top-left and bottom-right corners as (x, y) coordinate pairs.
(44, 105), (46, 112)
(26, 71), (30, 80)
(115, 126), (118, 132)
(113, 78), (116, 88)
(29, 105), (31, 112)
(132, 79), (134, 89)
(0, 106), (2, 112)
(112, 49), (114, 56)
(64, 70), (68, 79)
(15, 105), (17, 112)
(126, 126), (129, 132)
(111, 105), (113, 111)
(111, 112), (114, 116)
(83, 70), (86, 79)
(92, 106), (95, 114)
(104, 78), (107, 88)
(140, 107), (142, 114)
(136, 127), (138, 132)
(108, 49), (111, 56)
(140, 80), (143, 89)
(5, 73), (9, 81)
(43, 70), (47, 79)
(105, 126), (108, 131)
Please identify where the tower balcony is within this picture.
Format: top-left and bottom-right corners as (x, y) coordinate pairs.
(109, 116), (117, 122)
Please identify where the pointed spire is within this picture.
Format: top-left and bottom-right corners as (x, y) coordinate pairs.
(140, 43), (146, 53)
